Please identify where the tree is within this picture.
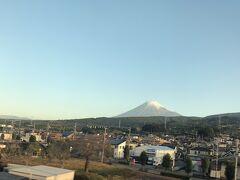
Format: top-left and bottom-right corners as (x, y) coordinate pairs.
(0, 134), (4, 140)
(104, 144), (113, 158)
(142, 124), (164, 133)
(185, 157), (193, 175)
(12, 133), (16, 140)
(198, 127), (214, 139)
(46, 135), (52, 144)
(202, 157), (210, 176)
(123, 145), (130, 161)
(162, 153), (172, 170)
(82, 143), (94, 173)
(26, 143), (40, 156)
(29, 135), (36, 143)
(139, 151), (148, 170)
(225, 162), (235, 180)
(47, 141), (70, 168)
(81, 127), (94, 134)
(4, 143), (21, 159)
(23, 142), (41, 165)
(16, 135), (21, 140)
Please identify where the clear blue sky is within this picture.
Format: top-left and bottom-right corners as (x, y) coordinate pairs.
(0, 0), (240, 119)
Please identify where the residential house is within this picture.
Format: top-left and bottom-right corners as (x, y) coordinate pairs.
(0, 133), (13, 141)
(189, 147), (213, 156)
(62, 132), (75, 140)
(109, 139), (126, 159)
(21, 133), (43, 142)
(49, 132), (62, 141)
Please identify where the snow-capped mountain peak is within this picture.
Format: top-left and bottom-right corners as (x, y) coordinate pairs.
(116, 100), (181, 117)
(146, 100), (163, 109)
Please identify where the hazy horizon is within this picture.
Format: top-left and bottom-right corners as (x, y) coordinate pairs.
(1, 1), (240, 119)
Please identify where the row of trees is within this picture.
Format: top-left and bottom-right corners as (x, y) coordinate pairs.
(0, 135), (113, 173)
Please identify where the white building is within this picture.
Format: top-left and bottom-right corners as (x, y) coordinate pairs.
(21, 133), (43, 142)
(130, 145), (176, 165)
(8, 165), (75, 180)
(110, 139), (126, 159)
(0, 133), (13, 141)
(0, 144), (6, 149)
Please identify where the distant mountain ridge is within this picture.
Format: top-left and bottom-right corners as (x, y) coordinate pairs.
(116, 101), (181, 117)
(0, 115), (30, 120)
(205, 112), (240, 118)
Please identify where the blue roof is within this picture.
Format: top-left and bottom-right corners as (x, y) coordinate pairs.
(145, 145), (174, 151)
(62, 132), (73, 137)
(109, 138), (126, 145)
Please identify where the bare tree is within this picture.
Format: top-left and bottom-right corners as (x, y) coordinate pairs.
(82, 143), (93, 173)
(47, 141), (70, 168)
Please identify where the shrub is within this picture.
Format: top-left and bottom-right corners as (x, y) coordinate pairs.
(161, 171), (190, 180)
(74, 172), (104, 180)
(118, 159), (129, 165)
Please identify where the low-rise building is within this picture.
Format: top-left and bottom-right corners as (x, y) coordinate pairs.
(0, 144), (6, 149)
(21, 133), (43, 142)
(49, 132), (62, 141)
(8, 165), (75, 180)
(62, 132), (75, 140)
(0, 133), (12, 141)
(189, 147), (213, 156)
(130, 145), (176, 165)
(109, 139), (126, 159)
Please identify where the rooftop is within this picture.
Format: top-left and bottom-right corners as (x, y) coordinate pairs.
(109, 138), (126, 145)
(9, 165), (74, 177)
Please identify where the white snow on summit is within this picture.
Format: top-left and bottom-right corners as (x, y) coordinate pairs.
(116, 100), (181, 117)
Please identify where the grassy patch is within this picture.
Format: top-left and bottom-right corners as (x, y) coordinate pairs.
(91, 167), (136, 178)
(74, 170), (105, 180)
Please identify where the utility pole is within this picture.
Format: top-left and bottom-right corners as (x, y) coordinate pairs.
(33, 122), (35, 133)
(164, 117), (167, 130)
(11, 120), (14, 132)
(101, 127), (107, 163)
(215, 140), (219, 179)
(18, 120), (21, 134)
(235, 139), (239, 180)
(46, 122), (50, 142)
(118, 120), (121, 129)
(74, 123), (77, 135)
(127, 127), (131, 146)
(218, 115), (221, 133)
(46, 122), (50, 133)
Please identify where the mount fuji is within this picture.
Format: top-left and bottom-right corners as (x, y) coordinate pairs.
(116, 101), (181, 117)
